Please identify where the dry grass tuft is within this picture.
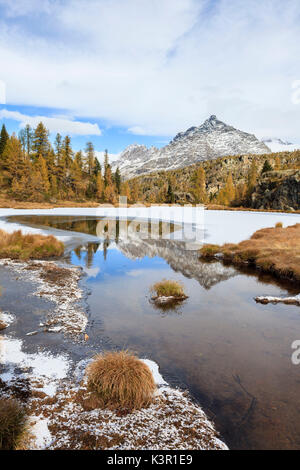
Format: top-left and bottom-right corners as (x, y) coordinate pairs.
(151, 279), (186, 298)
(199, 244), (221, 258)
(86, 351), (156, 411)
(0, 229), (64, 260)
(0, 398), (27, 450)
(200, 223), (300, 284)
(275, 221), (283, 228)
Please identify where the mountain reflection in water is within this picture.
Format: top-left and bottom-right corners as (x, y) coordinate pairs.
(7, 214), (300, 450)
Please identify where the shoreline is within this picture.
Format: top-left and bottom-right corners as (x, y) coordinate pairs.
(0, 253), (228, 450)
(0, 197), (299, 215)
(1, 206), (299, 450)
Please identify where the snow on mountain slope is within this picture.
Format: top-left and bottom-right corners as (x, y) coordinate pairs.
(112, 115), (271, 179)
(261, 138), (300, 153)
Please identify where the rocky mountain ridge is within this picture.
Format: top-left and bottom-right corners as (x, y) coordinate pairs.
(112, 115), (271, 178)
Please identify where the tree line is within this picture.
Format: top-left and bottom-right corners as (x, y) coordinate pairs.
(0, 122), (137, 203)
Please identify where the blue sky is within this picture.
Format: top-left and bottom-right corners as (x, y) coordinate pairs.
(0, 103), (170, 159)
(0, 0), (299, 162)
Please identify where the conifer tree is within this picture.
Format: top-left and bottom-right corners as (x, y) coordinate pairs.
(19, 124), (33, 156)
(85, 141), (95, 176)
(166, 179), (175, 203)
(247, 160), (258, 195)
(225, 173), (235, 203)
(193, 167), (207, 203)
(62, 135), (73, 169)
(94, 158), (101, 176)
(261, 159), (273, 174)
(96, 172), (104, 199)
(55, 133), (62, 160)
(114, 167), (121, 194)
(0, 124), (9, 157)
(37, 154), (50, 195)
(32, 122), (50, 161)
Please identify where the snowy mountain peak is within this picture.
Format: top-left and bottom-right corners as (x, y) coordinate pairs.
(112, 116), (271, 179)
(173, 115), (227, 142)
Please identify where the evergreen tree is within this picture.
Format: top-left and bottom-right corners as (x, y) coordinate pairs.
(32, 122), (50, 161)
(62, 135), (73, 169)
(85, 141), (95, 176)
(166, 179), (175, 203)
(114, 167), (121, 194)
(104, 149), (109, 170)
(55, 133), (62, 160)
(261, 159), (273, 174)
(19, 124), (33, 156)
(94, 157), (101, 176)
(104, 164), (113, 188)
(0, 124), (9, 157)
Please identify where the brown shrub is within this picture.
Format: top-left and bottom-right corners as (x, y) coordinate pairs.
(199, 223), (300, 284)
(0, 398), (27, 450)
(86, 351), (156, 411)
(0, 229), (64, 260)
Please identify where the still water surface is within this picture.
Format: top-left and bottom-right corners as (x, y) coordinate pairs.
(9, 215), (300, 450)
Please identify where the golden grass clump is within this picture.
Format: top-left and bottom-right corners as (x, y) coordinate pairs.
(0, 229), (64, 260)
(86, 351), (156, 411)
(0, 398), (27, 450)
(199, 244), (221, 259)
(151, 279), (186, 298)
(200, 223), (300, 284)
(275, 221), (283, 228)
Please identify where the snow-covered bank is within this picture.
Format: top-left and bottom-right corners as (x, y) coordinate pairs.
(0, 335), (70, 398)
(0, 206), (299, 246)
(0, 259), (87, 337)
(0, 326), (227, 449)
(255, 294), (300, 306)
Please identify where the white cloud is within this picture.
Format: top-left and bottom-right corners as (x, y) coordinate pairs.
(0, 0), (299, 140)
(127, 126), (149, 136)
(0, 109), (101, 135)
(0, 80), (6, 104)
(95, 151), (120, 166)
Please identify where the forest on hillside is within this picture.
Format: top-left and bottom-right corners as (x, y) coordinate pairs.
(127, 150), (300, 209)
(0, 123), (136, 204)
(0, 122), (299, 208)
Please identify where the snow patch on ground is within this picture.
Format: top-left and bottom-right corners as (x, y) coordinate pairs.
(141, 359), (168, 386)
(38, 360), (228, 450)
(0, 311), (15, 327)
(30, 416), (53, 449)
(0, 335), (70, 397)
(0, 259), (87, 337)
